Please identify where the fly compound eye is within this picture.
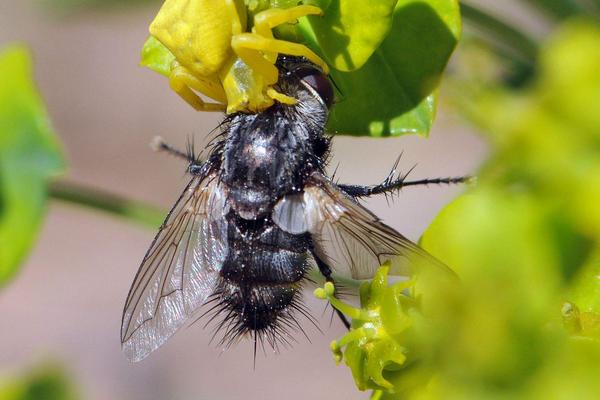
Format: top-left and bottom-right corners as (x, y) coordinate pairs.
(296, 67), (334, 108)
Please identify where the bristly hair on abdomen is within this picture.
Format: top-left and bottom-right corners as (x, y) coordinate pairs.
(196, 278), (320, 365)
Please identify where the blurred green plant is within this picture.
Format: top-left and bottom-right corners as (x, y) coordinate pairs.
(459, 0), (600, 87)
(416, 21), (600, 399)
(322, 19), (600, 398)
(0, 364), (78, 400)
(0, 45), (164, 287)
(0, 46), (65, 285)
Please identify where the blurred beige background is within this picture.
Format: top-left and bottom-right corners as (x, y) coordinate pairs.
(0, 1), (487, 399)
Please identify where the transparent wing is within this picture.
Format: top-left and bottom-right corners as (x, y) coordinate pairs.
(273, 172), (451, 280)
(121, 170), (229, 362)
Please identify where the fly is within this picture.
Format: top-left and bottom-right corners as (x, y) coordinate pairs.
(120, 56), (468, 362)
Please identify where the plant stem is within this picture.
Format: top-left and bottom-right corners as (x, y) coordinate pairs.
(49, 181), (165, 229)
(460, 2), (539, 65)
(521, 0), (586, 19)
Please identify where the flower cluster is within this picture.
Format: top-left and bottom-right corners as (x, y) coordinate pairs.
(315, 264), (416, 393)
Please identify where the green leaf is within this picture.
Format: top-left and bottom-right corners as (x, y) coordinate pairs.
(301, 0), (399, 72)
(140, 36), (175, 77)
(304, 0), (461, 136)
(0, 45), (65, 285)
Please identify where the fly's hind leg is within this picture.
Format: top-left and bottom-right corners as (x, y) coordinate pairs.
(169, 63), (227, 112)
(339, 176), (472, 198)
(310, 247), (351, 330)
(338, 158), (471, 198)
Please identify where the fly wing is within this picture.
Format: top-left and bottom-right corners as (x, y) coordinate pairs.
(273, 172), (451, 280)
(121, 170), (229, 362)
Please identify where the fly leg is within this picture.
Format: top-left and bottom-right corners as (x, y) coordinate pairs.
(310, 248), (351, 330)
(339, 176), (471, 198)
(338, 158), (471, 198)
(150, 137), (204, 174)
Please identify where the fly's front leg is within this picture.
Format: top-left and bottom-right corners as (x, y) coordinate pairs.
(169, 63), (227, 112)
(310, 246), (351, 330)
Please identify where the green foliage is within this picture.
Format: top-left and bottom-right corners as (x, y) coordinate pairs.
(370, 20), (600, 399)
(299, 0), (398, 72)
(0, 46), (65, 286)
(140, 0), (460, 137)
(299, 0), (460, 137)
(315, 265), (415, 392)
(522, 0), (588, 19)
(0, 364), (77, 400)
(322, 19), (600, 399)
(459, 3), (538, 66)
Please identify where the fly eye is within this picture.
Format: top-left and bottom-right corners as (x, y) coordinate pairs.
(295, 67), (334, 108)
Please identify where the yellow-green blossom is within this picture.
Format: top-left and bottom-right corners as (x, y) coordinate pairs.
(315, 264), (415, 392)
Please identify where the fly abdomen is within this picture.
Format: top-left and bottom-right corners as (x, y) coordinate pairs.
(221, 246), (307, 284)
(219, 282), (298, 331)
(212, 221), (311, 340)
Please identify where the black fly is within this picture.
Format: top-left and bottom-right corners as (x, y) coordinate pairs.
(121, 56), (468, 362)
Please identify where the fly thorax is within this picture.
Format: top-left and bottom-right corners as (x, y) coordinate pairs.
(222, 115), (308, 220)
